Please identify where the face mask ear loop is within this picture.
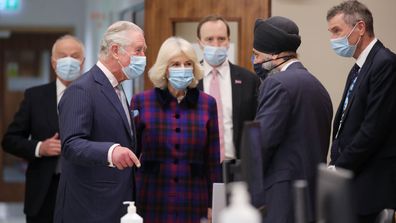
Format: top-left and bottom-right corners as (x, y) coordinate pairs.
(346, 21), (361, 43)
(261, 53), (293, 64)
(118, 47), (132, 71)
(265, 55), (294, 72)
(270, 57), (291, 71)
(354, 35), (362, 46)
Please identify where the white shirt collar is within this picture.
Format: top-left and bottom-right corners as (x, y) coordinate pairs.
(281, 59), (299, 71)
(356, 38), (378, 68)
(96, 61), (120, 88)
(56, 78), (67, 101)
(203, 59), (230, 78)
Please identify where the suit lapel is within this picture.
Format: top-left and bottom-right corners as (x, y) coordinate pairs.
(229, 63), (241, 129)
(341, 41), (383, 121)
(46, 82), (59, 132)
(333, 66), (356, 136)
(93, 66), (133, 140)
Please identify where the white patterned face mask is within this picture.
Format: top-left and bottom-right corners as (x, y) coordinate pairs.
(56, 57), (82, 81)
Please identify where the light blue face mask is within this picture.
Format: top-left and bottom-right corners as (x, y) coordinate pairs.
(168, 67), (194, 90)
(121, 55), (146, 79)
(330, 23), (361, 57)
(56, 57), (82, 81)
(203, 45), (228, 66)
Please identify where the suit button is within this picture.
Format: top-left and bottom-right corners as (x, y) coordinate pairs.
(175, 127), (180, 133)
(174, 114), (180, 119)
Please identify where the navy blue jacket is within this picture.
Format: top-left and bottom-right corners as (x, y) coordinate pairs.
(331, 40), (396, 214)
(255, 62), (332, 223)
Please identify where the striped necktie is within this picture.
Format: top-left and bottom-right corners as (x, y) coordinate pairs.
(335, 63), (360, 139)
(115, 84), (132, 129)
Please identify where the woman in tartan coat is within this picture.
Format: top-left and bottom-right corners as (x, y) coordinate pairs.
(131, 37), (222, 223)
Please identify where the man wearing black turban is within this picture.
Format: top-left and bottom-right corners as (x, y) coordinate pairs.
(252, 16), (302, 79)
(251, 16), (333, 223)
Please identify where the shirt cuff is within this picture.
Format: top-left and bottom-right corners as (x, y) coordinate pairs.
(35, 141), (42, 157)
(108, 144), (120, 167)
(328, 165), (336, 171)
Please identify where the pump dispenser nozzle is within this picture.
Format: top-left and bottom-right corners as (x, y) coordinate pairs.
(121, 201), (142, 223)
(123, 201), (137, 214)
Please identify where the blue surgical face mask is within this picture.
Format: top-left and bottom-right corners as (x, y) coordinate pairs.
(56, 57), (82, 81)
(168, 67), (194, 90)
(120, 48), (146, 79)
(330, 23), (361, 57)
(122, 55), (146, 79)
(203, 45), (228, 66)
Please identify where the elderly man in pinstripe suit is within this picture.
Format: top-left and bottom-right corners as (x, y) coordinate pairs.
(54, 21), (145, 223)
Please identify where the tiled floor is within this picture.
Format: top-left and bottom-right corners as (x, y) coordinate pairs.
(0, 202), (25, 223)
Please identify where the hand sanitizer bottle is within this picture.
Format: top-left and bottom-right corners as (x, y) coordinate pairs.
(219, 182), (261, 223)
(121, 201), (143, 223)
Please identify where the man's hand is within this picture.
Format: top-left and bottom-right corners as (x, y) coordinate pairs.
(207, 208), (212, 223)
(112, 146), (141, 170)
(39, 133), (61, 156)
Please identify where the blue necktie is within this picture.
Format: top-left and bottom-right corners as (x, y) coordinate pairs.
(335, 64), (360, 139)
(331, 64), (360, 163)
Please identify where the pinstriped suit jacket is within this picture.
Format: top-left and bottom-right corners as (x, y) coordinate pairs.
(54, 65), (136, 223)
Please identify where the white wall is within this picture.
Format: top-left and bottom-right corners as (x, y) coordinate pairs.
(0, 0), (86, 40)
(0, 0), (144, 72)
(84, 0), (144, 69)
(272, 0), (396, 112)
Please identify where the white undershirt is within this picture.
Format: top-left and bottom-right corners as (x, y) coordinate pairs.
(356, 38), (378, 68)
(281, 59), (299, 71)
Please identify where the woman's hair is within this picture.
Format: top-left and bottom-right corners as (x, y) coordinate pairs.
(149, 36), (203, 88)
(99, 21), (144, 59)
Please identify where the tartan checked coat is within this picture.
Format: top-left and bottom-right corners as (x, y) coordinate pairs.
(131, 87), (222, 223)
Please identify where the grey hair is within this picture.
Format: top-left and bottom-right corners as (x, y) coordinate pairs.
(99, 21), (144, 59)
(52, 34), (85, 56)
(327, 1), (374, 37)
(148, 37), (203, 89)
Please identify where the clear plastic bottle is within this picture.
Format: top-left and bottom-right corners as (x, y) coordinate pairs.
(218, 182), (261, 223)
(121, 201), (143, 223)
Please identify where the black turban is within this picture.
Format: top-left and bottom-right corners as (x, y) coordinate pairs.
(253, 16), (301, 54)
